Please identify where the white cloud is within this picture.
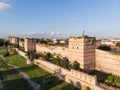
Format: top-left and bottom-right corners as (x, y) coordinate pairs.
(51, 32), (60, 35)
(0, 2), (11, 11)
(51, 32), (55, 35)
(56, 32), (60, 35)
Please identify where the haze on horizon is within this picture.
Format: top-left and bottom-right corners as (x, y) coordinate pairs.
(0, 0), (120, 39)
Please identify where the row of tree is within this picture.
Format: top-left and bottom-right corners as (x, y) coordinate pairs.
(26, 51), (80, 70)
(0, 38), (9, 46)
(97, 42), (120, 51)
(32, 52), (80, 70)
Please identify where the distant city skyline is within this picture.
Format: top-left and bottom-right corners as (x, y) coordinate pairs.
(0, 0), (120, 38)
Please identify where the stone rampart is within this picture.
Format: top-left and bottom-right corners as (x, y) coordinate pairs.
(16, 48), (27, 58)
(36, 44), (120, 76)
(34, 60), (103, 90)
(16, 49), (104, 90)
(16, 49), (34, 64)
(96, 49), (120, 76)
(36, 44), (68, 57)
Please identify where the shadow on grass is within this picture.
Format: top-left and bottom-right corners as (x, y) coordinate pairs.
(89, 70), (110, 83)
(19, 65), (38, 72)
(3, 73), (78, 90)
(1, 65), (38, 76)
(3, 78), (34, 90)
(32, 75), (63, 90)
(1, 62), (78, 90)
(32, 75), (79, 90)
(0, 65), (34, 90)
(61, 84), (80, 90)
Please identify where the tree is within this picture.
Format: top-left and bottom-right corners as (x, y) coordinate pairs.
(92, 37), (97, 43)
(97, 44), (111, 51)
(13, 49), (18, 55)
(26, 51), (34, 61)
(3, 52), (10, 57)
(4, 40), (9, 46)
(44, 52), (52, 61)
(20, 38), (24, 42)
(61, 57), (71, 69)
(0, 38), (4, 46)
(73, 61), (80, 70)
(34, 53), (40, 59)
(115, 42), (120, 48)
(38, 39), (48, 44)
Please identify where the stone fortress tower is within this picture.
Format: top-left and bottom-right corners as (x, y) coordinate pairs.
(7, 36), (19, 46)
(24, 38), (36, 52)
(68, 35), (95, 71)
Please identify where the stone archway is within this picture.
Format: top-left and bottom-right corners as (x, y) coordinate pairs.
(86, 86), (91, 90)
(76, 82), (82, 89)
(69, 79), (74, 86)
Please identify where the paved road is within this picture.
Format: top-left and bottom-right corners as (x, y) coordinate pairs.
(0, 55), (41, 90)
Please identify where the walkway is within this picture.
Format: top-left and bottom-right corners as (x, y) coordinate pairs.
(0, 80), (3, 90)
(0, 55), (41, 90)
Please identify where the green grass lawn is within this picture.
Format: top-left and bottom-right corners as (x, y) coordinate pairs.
(5, 54), (78, 90)
(0, 59), (33, 90)
(5, 55), (31, 68)
(0, 47), (7, 55)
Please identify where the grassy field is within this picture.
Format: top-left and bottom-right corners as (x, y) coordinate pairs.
(0, 58), (33, 90)
(5, 54), (78, 90)
(0, 47), (7, 55)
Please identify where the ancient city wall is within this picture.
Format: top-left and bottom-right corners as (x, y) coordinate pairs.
(19, 41), (24, 47)
(16, 48), (27, 58)
(16, 49), (104, 90)
(34, 60), (103, 90)
(96, 49), (120, 76)
(36, 44), (68, 57)
(16, 49), (34, 64)
(36, 44), (120, 76)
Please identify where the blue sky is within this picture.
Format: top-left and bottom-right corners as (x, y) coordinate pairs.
(0, 0), (120, 38)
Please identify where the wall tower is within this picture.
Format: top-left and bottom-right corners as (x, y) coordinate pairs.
(24, 38), (36, 52)
(68, 35), (95, 71)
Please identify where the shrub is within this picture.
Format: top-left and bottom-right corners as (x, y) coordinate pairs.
(34, 53), (40, 59)
(97, 44), (111, 51)
(44, 52), (52, 61)
(3, 52), (10, 57)
(26, 51), (34, 61)
(72, 61), (80, 70)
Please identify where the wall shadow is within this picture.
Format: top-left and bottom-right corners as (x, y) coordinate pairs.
(1, 65), (38, 76)
(3, 78), (34, 90)
(61, 83), (80, 90)
(1, 61), (78, 90)
(32, 75), (64, 90)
